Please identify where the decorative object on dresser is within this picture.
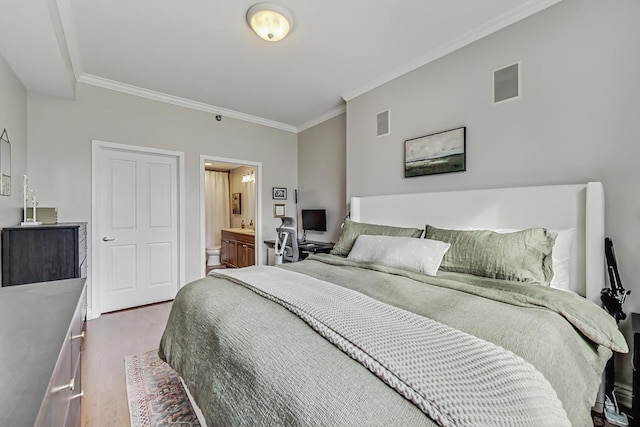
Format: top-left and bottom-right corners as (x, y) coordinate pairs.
(0, 278), (87, 427)
(220, 228), (255, 268)
(21, 174), (42, 226)
(404, 126), (466, 177)
(26, 207), (58, 225)
(1, 222), (87, 286)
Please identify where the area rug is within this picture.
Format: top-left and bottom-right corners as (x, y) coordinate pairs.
(125, 349), (201, 427)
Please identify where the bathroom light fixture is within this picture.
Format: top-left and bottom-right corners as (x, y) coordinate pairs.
(242, 170), (255, 183)
(246, 3), (293, 42)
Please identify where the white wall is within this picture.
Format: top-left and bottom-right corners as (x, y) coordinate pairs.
(27, 83), (297, 313)
(0, 55), (27, 231)
(298, 113), (347, 242)
(346, 0), (640, 389)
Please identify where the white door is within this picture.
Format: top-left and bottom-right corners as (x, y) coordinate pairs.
(96, 146), (179, 313)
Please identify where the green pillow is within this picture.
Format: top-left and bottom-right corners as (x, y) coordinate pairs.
(425, 226), (557, 284)
(330, 218), (423, 256)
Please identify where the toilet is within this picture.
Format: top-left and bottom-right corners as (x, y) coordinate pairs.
(206, 246), (222, 266)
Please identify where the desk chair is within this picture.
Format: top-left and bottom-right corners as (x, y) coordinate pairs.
(276, 217), (299, 263)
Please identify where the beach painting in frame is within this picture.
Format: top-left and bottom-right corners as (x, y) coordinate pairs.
(405, 127), (466, 177)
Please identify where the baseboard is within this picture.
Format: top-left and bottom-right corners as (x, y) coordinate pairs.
(87, 308), (101, 320)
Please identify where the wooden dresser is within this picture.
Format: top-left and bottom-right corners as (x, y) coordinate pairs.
(1, 223), (87, 286)
(0, 278), (86, 427)
(221, 228), (255, 268)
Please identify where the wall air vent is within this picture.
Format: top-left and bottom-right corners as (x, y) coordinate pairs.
(376, 109), (390, 137)
(493, 61), (521, 105)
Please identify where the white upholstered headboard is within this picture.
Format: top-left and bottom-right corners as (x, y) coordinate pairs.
(350, 182), (605, 303)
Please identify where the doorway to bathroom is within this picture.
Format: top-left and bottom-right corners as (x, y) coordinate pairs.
(200, 155), (262, 276)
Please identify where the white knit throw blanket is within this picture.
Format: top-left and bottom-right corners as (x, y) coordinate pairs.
(214, 266), (570, 427)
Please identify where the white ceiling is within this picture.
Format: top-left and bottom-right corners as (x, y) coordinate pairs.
(0, 0), (560, 133)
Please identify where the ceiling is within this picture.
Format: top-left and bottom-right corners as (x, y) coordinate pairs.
(0, 0), (560, 133)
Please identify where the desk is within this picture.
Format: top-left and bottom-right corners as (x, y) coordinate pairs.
(264, 239), (334, 261)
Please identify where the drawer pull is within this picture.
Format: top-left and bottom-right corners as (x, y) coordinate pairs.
(71, 331), (85, 340)
(52, 378), (75, 393)
(71, 390), (85, 400)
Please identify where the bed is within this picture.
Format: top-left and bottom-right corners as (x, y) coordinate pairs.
(159, 182), (628, 426)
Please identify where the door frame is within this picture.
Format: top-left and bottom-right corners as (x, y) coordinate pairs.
(91, 140), (186, 319)
(200, 155), (263, 275)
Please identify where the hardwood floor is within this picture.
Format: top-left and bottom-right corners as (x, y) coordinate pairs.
(81, 301), (173, 427)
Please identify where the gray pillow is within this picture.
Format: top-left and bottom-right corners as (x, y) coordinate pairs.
(425, 226), (557, 284)
(330, 218), (423, 256)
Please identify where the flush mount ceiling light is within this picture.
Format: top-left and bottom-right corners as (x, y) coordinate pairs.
(246, 3), (293, 42)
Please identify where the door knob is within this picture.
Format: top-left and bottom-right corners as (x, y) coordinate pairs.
(102, 237), (115, 241)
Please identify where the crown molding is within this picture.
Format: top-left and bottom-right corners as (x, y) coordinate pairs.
(341, 0), (562, 101)
(54, 0), (84, 82)
(297, 104), (346, 133)
(77, 74), (298, 133)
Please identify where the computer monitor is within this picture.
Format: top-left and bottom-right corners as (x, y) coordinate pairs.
(301, 209), (327, 241)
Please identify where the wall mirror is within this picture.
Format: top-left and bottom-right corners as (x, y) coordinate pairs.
(0, 129), (11, 196)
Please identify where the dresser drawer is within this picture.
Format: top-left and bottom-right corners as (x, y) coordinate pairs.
(70, 284), (87, 377)
(66, 354), (83, 427)
(38, 335), (73, 427)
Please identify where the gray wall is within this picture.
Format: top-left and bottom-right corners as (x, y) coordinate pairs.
(27, 83), (297, 313)
(298, 113), (347, 242)
(0, 55), (27, 230)
(346, 0), (640, 388)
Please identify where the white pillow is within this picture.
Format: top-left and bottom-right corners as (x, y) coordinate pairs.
(548, 228), (576, 291)
(347, 235), (451, 276)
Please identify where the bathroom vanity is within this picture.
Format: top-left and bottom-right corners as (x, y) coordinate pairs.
(221, 228), (255, 268)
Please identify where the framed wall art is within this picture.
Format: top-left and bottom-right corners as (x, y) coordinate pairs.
(231, 192), (242, 215)
(272, 187), (287, 200)
(404, 127), (466, 177)
(273, 203), (286, 217)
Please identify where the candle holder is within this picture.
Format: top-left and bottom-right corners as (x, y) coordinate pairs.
(21, 175), (42, 226)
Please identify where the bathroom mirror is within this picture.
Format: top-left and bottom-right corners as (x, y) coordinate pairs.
(0, 129), (10, 196)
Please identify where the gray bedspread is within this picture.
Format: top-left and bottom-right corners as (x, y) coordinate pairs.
(159, 254), (627, 426)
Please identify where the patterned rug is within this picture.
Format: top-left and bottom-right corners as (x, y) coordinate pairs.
(125, 349), (201, 427)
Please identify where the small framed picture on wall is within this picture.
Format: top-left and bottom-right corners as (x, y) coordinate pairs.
(231, 193), (242, 215)
(272, 187), (287, 200)
(273, 203), (286, 217)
